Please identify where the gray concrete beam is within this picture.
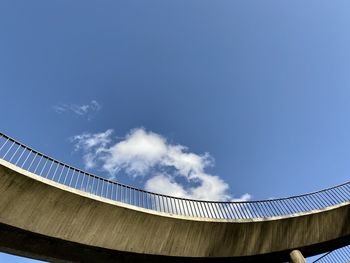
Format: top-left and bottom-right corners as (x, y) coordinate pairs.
(0, 160), (349, 262)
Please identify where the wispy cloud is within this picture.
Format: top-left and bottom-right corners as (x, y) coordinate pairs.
(71, 128), (251, 202)
(53, 100), (101, 119)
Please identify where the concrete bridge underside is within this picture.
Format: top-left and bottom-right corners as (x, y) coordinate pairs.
(0, 160), (349, 262)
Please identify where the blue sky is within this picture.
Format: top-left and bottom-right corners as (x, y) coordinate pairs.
(1, 0), (350, 261)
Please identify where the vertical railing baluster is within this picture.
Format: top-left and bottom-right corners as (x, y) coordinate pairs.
(0, 138), (9, 153)
(217, 203), (225, 219)
(39, 158), (49, 176)
(96, 177), (100, 196)
(2, 140), (15, 159)
(188, 200), (193, 216)
(138, 190), (141, 207)
(172, 198), (178, 215)
(225, 203), (234, 219)
(56, 164), (64, 182)
(265, 201), (277, 217)
(318, 192), (332, 207)
(201, 202), (210, 218)
(21, 149), (32, 168)
(80, 172), (86, 190)
(239, 203), (249, 219)
(115, 183), (118, 202)
(194, 202), (202, 218)
(205, 202), (213, 218)
(248, 202), (258, 218)
(74, 171), (81, 189)
(229, 203), (239, 219)
(100, 179), (104, 197)
(333, 187), (346, 202)
(179, 199), (184, 216)
(157, 195), (161, 212)
(144, 192), (147, 209)
(63, 167), (70, 185)
(313, 192), (329, 208)
(69, 169), (76, 187)
(297, 196), (311, 214)
(112, 183), (116, 201)
(115, 183), (119, 201)
(45, 159), (54, 179)
(54, 163), (61, 181)
(106, 181), (109, 199)
(91, 176), (96, 195)
(153, 193), (156, 211)
(9, 143), (20, 162)
(85, 173), (91, 192)
(28, 152), (38, 171)
(188, 200), (195, 217)
(133, 188), (136, 206)
(182, 199), (188, 216)
(102, 180), (106, 198)
(165, 196), (170, 214)
(33, 155), (43, 174)
(161, 196), (165, 212)
(111, 183), (114, 200)
(323, 190), (336, 206)
(226, 203), (235, 219)
(221, 203), (231, 219)
(129, 187), (132, 205)
(174, 199), (179, 215)
(15, 147), (26, 166)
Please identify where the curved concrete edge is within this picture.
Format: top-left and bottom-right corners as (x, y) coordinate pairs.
(1, 160), (350, 259)
(0, 222), (349, 263)
(1, 159), (349, 223)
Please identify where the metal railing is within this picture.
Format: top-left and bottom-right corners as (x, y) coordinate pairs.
(313, 245), (350, 262)
(0, 131), (349, 220)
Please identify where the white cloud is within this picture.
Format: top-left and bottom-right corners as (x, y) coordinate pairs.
(102, 129), (168, 175)
(72, 129), (112, 151)
(53, 100), (101, 119)
(71, 129), (112, 169)
(71, 128), (251, 202)
(144, 174), (188, 198)
(231, 193), (252, 202)
(188, 173), (230, 201)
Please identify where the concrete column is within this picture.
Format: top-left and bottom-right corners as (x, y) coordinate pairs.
(289, 250), (306, 263)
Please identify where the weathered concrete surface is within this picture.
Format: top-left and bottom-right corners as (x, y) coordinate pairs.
(0, 160), (349, 262)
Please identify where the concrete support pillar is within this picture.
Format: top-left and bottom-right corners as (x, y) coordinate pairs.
(289, 250), (306, 263)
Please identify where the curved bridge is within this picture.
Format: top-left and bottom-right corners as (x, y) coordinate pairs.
(0, 132), (349, 262)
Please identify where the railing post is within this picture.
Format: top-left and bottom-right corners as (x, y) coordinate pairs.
(289, 250), (306, 263)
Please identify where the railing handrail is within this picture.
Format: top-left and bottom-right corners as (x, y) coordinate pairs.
(0, 131), (349, 220)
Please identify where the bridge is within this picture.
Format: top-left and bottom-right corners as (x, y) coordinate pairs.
(0, 132), (349, 262)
